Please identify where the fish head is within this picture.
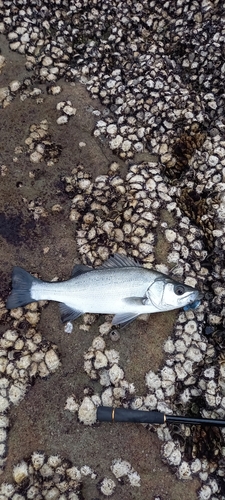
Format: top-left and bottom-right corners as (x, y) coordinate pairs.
(146, 277), (203, 312)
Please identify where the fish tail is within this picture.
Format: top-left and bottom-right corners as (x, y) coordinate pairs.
(6, 266), (40, 309)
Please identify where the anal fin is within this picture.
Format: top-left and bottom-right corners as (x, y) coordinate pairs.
(60, 303), (83, 323)
(112, 312), (140, 327)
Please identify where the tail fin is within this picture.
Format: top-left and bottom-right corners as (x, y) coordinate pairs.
(6, 267), (40, 309)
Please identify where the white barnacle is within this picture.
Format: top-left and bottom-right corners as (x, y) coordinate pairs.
(205, 393), (216, 407)
(45, 349), (60, 372)
(167, 251), (180, 264)
(204, 367), (215, 379)
(165, 229), (176, 243)
(107, 124), (117, 135)
(113, 387), (125, 399)
(168, 448), (182, 466)
(66, 466), (82, 482)
(32, 351), (45, 363)
(13, 460), (29, 484)
(186, 346), (203, 363)
(99, 369), (111, 386)
(0, 483), (15, 496)
(94, 351), (108, 369)
(109, 135), (123, 149)
(4, 329), (18, 342)
(0, 395), (9, 412)
(57, 115), (68, 125)
(0, 357), (8, 374)
(78, 397), (97, 425)
(39, 462), (54, 478)
(38, 361), (50, 378)
(174, 363), (187, 381)
(9, 80), (21, 92)
(16, 354), (31, 370)
(108, 364), (124, 385)
(0, 442), (6, 457)
(191, 458), (202, 474)
(161, 366), (175, 384)
(0, 415), (9, 428)
(105, 349), (120, 365)
(101, 387), (113, 406)
(164, 338), (175, 354)
(80, 464), (94, 476)
(144, 394), (157, 409)
(208, 478), (219, 494)
(8, 382), (26, 405)
(198, 485), (212, 500)
(145, 370), (161, 390)
(31, 451), (45, 470)
(63, 104), (76, 116)
(64, 396), (79, 413)
(99, 321), (112, 336)
(183, 359), (193, 374)
(128, 470), (141, 487)
(177, 461), (191, 480)
(100, 477), (116, 496)
(184, 320), (198, 334)
(174, 339), (187, 353)
(180, 388), (191, 405)
(92, 336), (106, 351)
(111, 458), (131, 478)
(162, 440), (176, 459)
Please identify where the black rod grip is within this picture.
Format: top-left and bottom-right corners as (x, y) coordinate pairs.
(97, 406), (165, 424)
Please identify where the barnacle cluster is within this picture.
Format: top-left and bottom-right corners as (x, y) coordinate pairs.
(25, 120), (62, 166)
(66, 306), (225, 498)
(56, 100), (77, 125)
(0, 0), (224, 165)
(0, 301), (60, 473)
(0, 449), (140, 499)
(63, 161), (211, 280)
(0, 452), (91, 499)
(63, 154), (225, 497)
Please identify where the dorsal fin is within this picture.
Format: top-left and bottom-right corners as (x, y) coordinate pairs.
(71, 264), (92, 278)
(99, 253), (142, 269)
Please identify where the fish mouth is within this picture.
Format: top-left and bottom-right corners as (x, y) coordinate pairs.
(188, 290), (203, 302)
(183, 292), (204, 311)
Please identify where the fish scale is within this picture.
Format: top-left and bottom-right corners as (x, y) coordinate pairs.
(6, 254), (203, 326)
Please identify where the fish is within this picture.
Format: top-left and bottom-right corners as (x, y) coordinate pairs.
(6, 254), (203, 326)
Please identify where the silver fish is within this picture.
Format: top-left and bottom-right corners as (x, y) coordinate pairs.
(6, 254), (203, 326)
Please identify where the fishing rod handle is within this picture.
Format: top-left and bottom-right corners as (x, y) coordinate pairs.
(97, 406), (165, 424)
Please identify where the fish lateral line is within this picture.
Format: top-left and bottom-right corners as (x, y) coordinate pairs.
(6, 254), (203, 325)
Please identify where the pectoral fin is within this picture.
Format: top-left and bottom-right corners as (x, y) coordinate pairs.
(60, 303), (83, 323)
(112, 312), (140, 327)
(123, 297), (143, 305)
(123, 296), (152, 306)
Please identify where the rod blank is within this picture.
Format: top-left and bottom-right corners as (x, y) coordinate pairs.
(97, 406), (225, 427)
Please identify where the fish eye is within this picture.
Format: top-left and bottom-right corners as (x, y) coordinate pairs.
(174, 284), (185, 296)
